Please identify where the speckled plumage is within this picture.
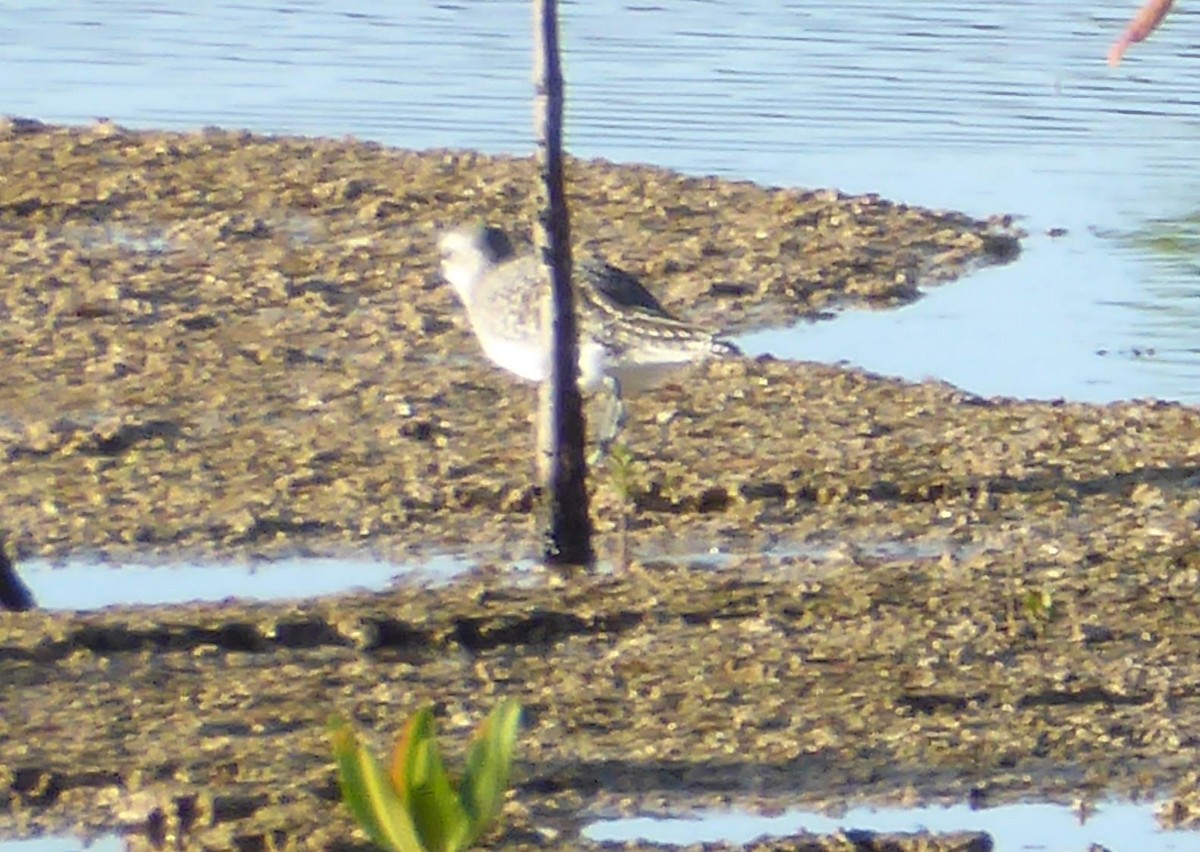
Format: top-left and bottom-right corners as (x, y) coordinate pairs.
(437, 224), (738, 394)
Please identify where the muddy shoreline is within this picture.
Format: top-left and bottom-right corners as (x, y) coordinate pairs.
(0, 119), (1017, 562)
(3, 121), (1200, 850)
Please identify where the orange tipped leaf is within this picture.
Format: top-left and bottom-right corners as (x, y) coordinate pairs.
(329, 716), (424, 852)
(389, 707), (470, 852)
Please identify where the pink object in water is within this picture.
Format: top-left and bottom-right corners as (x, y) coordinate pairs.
(1108, 0), (1175, 66)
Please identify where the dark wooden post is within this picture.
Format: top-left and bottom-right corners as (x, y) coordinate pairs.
(0, 536), (35, 611)
(532, 0), (594, 568)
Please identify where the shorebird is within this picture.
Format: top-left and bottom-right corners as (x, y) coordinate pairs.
(436, 223), (738, 445)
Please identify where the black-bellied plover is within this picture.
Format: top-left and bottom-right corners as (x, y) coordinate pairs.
(437, 223), (738, 443)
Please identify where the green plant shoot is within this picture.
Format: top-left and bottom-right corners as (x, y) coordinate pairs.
(330, 699), (521, 852)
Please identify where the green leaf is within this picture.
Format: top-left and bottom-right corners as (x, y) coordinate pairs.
(1024, 589), (1055, 622)
(458, 699), (522, 846)
(329, 716), (425, 852)
(391, 708), (470, 852)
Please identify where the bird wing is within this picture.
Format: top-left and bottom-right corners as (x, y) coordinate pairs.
(578, 259), (677, 320)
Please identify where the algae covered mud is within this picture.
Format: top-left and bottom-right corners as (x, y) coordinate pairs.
(6, 121), (1200, 849)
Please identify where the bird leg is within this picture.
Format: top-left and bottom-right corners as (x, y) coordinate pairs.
(589, 375), (627, 462)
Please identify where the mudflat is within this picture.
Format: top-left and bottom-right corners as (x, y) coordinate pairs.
(4, 121), (1198, 851)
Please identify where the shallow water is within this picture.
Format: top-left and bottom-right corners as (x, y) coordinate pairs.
(0, 836), (120, 852)
(3, 1), (1200, 402)
(13, 535), (971, 611)
(15, 554), (412, 610)
(0, 800), (1186, 851)
(584, 799), (1190, 851)
(12, 550), (552, 610)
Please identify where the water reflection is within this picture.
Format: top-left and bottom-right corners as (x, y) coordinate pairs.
(3, 1), (1200, 400)
(0, 836), (121, 852)
(16, 555), (418, 611)
(584, 799), (1190, 851)
(1108, 210), (1200, 399)
(13, 536), (962, 612)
